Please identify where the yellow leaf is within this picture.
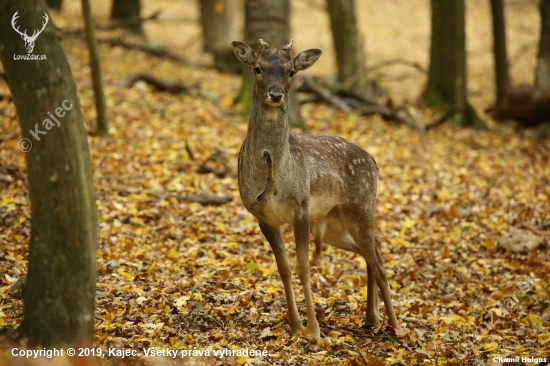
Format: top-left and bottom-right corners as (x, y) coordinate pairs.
(174, 296), (190, 307)
(390, 280), (401, 290)
(527, 313), (542, 325)
(237, 355), (249, 365)
(481, 342), (498, 352)
(193, 292), (203, 301)
(117, 269), (134, 280)
(167, 249), (178, 259)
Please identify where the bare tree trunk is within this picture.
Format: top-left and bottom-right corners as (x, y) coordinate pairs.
(198, 0), (239, 71)
(425, 0), (486, 128)
(236, 0), (305, 129)
(535, 0), (550, 88)
(327, 0), (375, 99)
(46, 0), (62, 11)
(110, 0), (144, 36)
(490, 0), (509, 105)
(82, 0), (108, 136)
(0, 0), (97, 347)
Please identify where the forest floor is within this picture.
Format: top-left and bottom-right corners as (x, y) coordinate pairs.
(1, 0), (550, 365)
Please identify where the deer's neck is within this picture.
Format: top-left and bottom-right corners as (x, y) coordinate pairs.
(242, 91), (290, 169)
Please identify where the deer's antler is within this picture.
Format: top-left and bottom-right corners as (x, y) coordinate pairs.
(282, 39), (293, 51)
(258, 39), (270, 51)
(11, 11), (29, 38)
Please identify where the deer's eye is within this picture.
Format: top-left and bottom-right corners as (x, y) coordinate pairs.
(254, 66), (262, 75)
(289, 70), (296, 78)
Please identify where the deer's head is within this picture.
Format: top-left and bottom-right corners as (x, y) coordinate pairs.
(231, 39), (322, 107)
(11, 11), (49, 54)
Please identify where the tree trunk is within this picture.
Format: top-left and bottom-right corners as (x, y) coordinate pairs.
(425, 0), (486, 128)
(46, 0), (62, 11)
(198, 0), (239, 72)
(236, 0), (305, 129)
(535, 0), (550, 88)
(490, 0), (509, 105)
(0, 0), (97, 347)
(327, 0), (375, 99)
(110, 0), (144, 36)
(83, 0), (108, 136)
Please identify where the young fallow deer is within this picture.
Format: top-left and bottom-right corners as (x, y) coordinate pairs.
(231, 39), (398, 340)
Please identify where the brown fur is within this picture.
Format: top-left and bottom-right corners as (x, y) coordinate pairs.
(231, 40), (399, 340)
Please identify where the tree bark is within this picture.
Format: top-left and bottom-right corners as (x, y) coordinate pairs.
(425, 0), (486, 128)
(327, 0), (374, 98)
(110, 0), (144, 36)
(236, 0), (305, 129)
(198, 0), (239, 72)
(490, 0), (509, 105)
(83, 0), (108, 136)
(535, 0), (550, 88)
(0, 0), (97, 347)
(46, 0), (62, 11)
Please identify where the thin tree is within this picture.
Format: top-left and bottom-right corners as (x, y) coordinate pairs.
(535, 0), (550, 88)
(82, 0), (108, 136)
(110, 0), (144, 36)
(490, 0), (509, 105)
(0, 0), (97, 347)
(46, 0), (62, 11)
(327, 0), (376, 99)
(235, 0), (305, 129)
(198, 0), (239, 72)
(425, 0), (486, 128)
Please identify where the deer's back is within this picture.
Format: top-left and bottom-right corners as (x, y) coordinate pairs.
(291, 133), (379, 217)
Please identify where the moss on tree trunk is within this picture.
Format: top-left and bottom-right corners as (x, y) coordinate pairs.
(425, 0), (486, 129)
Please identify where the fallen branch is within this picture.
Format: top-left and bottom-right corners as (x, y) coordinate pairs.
(117, 73), (191, 94)
(302, 75), (352, 112)
(114, 186), (232, 206)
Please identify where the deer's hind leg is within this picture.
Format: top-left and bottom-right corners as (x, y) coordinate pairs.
(336, 206), (398, 328)
(322, 213), (380, 326)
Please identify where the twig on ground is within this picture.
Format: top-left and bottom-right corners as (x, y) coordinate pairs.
(116, 73), (192, 94)
(114, 186), (232, 206)
(206, 280), (247, 291)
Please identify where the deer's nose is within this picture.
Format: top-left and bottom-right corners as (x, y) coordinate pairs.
(268, 88), (283, 102)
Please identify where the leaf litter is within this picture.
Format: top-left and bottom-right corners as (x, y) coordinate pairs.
(0, 1), (549, 365)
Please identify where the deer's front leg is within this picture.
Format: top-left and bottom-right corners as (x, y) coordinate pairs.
(293, 208), (321, 340)
(258, 221), (302, 334)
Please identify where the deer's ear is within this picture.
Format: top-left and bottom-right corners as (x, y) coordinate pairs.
(294, 49), (322, 71)
(231, 41), (255, 67)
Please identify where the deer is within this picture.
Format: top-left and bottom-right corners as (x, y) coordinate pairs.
(11, 11), (49, 54)
(231, 39), (399, 340)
